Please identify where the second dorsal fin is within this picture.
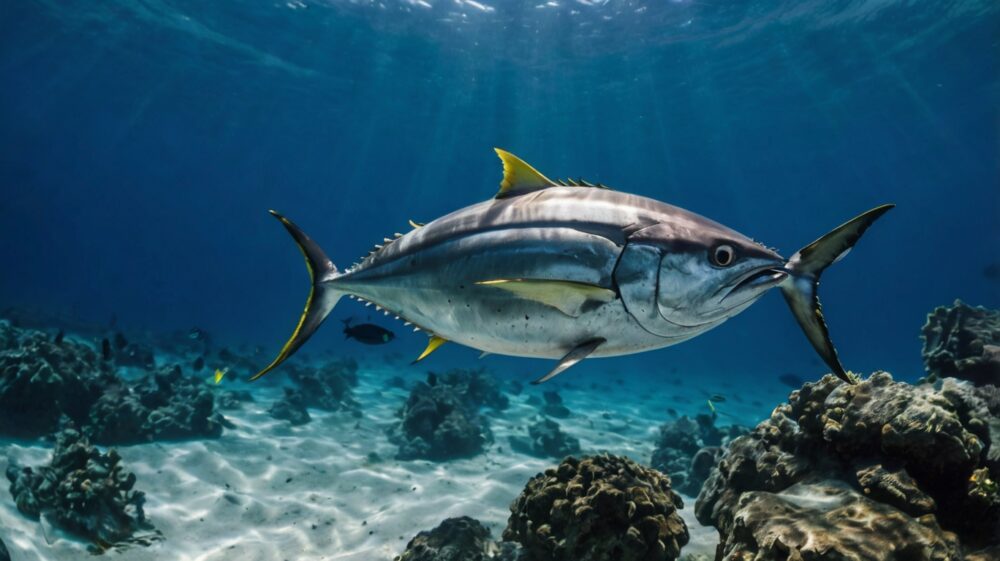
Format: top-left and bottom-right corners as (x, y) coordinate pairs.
(494, 148), (556, 199)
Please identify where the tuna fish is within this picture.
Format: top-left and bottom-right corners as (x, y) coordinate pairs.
(252, 149), (892, 384)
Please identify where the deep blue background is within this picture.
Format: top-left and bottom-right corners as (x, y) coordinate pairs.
(1, 1), (997, 387)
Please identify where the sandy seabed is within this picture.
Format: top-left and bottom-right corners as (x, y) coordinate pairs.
(0, 362), (777, 561)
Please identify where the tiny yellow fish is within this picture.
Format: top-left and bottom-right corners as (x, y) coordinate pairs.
(706, 399), (716, 414)
(213, 368), (229, 385)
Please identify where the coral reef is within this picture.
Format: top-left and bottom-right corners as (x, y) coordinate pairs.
(695, 372), (1000, 560)
(215, 389), (254, 410)
(395, 516), (521, 561)
(86, 365), (228, 444)
(540, 391), (570, 418)
(509, 418), (581, 459)
(921, 300), (1000, 386)
(388, 372), (500, 460)
(0, 321), (228, 443)
(504, 454), (689, 561)
(269, 388), (311, 426)
(650, 414), (746, 497)
(287, 360), (361, 415)
(432, 368), (510, 411)
(5, 425), (154, 546)
(389, 381), (491, 460)
(0, 320), (117, 438)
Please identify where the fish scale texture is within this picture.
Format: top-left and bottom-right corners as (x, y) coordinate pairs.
(695, 371), (1000, 561)
(503, 454), (689, 561)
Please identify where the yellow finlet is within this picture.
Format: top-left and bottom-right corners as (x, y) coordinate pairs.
(413, 335), (447, 363)
(475, 278), (616, 317)
(494, 148), (556, 199)
(408, 219), (424, 229)
(214, 368), (229, 385)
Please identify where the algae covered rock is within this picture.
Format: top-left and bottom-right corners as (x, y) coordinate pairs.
(650, 414), (746, 497)
(0, 321), (117, 438)
(395, 516), (520, 561)
(389, 370), (505, 460)
(504, 454), (689, 561)
(85, 365), (227, 444)
(509, 418), (580, 459)
(921, 300), (1000, 386)
(269, 388), (312, 426)
(5, 424), (155, 546)
(695, 372), (1000, 560)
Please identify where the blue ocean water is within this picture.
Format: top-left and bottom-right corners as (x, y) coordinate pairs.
(1, 0), (997, 384)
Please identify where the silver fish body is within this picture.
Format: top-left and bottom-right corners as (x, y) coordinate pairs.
(253, 150), (892, 384)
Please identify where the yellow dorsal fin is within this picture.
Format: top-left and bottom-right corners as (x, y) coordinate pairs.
(475, 279), (616, 317)
(494, 148), (556, 199)
(412, 335), (447, 363)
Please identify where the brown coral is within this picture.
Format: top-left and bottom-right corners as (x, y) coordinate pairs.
(921, 300), (1000, 386)
(696, 372), (999, 560)
(504, 454), (688, 561)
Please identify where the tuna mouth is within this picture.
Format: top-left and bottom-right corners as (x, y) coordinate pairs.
(722, 267), (787, 301)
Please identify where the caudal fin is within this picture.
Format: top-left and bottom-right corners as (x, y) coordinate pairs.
(250, 211), (343, 381)
(781, 204), (894, 384)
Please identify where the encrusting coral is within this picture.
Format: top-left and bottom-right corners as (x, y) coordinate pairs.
(5, 424), (156, 548)
(395, 516), (520, 561)
(921, 300), (1000, 386)
(650, 414), (747, 498)
(695, 371), (1000, 560)
(388, 370), (504, 461)
(0, 320), (117, 438)
(509, 417), (581, 459)
(504, 454), (689, 561)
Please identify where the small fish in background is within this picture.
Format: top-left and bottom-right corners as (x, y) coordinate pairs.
(709, 394), (727, 403)
(214, 368), (229, 385)
(778, 373), (805, 388)
(113, 332), (128, 351)
(188, 327), (207, 341)
(666, 407), (678, 417)
(101, 338), (112, 361)
(706, 399), (717, 418)
(426, 372), (437, 387)
(53, 329), (65, 345)
(342, 318), (395, 345)
(192, 356), (205, 371)
(984, 262), (1000, 282)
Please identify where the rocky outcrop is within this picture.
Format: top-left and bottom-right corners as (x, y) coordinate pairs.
(395, 516), (521, 561)
(287, 360), (361, 415)
(5, 425), (155, 547)
(921, 300), (1000, 386)
(389, 379), (492, 461)
(504, 454), (689, 561)
(509, 418), (580, 459)
(0, 535), (8, 561)
(85, 365), (227, 444)
(433, 368), (510, 411)
(269, 388), (311, 426)
(540, 391), (570, 418)
(0, 321), (117, 438)
(650, 415), (746, 498)
(695, 372), (1000, 560)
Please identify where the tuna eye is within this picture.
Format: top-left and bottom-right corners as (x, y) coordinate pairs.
(711, 244), (735, 267)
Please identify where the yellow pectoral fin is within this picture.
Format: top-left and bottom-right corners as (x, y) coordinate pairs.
(413, 335), (448, 364)
(475, 279), (616, 317)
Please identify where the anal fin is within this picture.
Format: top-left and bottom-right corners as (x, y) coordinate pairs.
(412, 335), (447, 364)
(532, 338), (604, 385)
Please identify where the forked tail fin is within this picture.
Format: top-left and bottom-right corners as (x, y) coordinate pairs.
(250, 210), (343, 381)
(781, 204), (894, 384)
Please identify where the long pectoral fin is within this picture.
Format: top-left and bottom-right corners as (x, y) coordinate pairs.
(475, 279), (616, 317)
(532, 338), (605, 384)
